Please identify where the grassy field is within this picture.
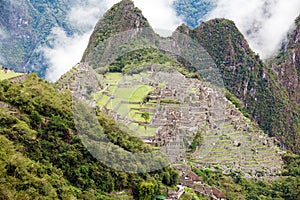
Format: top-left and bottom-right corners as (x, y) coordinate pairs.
(129, 85), (153, 102)
(0, 69), (22, 80)
(96, 72), (157, 136)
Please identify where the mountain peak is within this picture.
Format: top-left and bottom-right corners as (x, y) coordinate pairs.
(117, 0), (134, 7)
(81, 0), (151, 65)
(175, 23), (191, 35)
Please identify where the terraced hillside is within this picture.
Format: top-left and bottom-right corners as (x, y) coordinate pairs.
(192, 104), (284, 177)
(58, 62), (283, 177)
(0, 67), (22, 80)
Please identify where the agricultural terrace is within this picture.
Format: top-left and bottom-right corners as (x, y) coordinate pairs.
(0, 68), (22, 80)
(95, 72), (160, 137)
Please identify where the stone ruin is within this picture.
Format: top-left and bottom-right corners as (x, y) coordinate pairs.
(69, 66), (284, 178)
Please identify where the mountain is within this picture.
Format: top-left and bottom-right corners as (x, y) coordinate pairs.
(58, 1), (300, 198)
(62, 0), (284, 178)
(1, 0), (300, 199)
(176, 18), (300, 153)
(270, 15), (300, 104)
(0, 0), (75, 77)
(0, 0), (216, 79)
(81, 0), (153, 70)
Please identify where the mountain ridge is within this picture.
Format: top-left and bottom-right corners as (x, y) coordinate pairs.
(270, 14), (300, 104)
(1, 1), (300, 199)
(176, 18), (300, 153)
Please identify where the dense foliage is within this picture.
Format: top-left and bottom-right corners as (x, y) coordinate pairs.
(173, 0), (215, 28)
(0, 0), (75, 77)
(0, 75), (178, 199)
(1, 1), (300, 199)
(192, 153), (300, 200)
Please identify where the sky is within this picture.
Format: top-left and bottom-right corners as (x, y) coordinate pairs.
(44, 0), (300, 81)
(42, 28), (92, 82)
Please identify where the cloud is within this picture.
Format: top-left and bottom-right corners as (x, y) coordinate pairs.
(68, 6), (102, 30)
(44, 0), (109, 82)
(68, 0), (183, 34)
(103, 0), (183, 36)
(43, 27), (91, 82)
(206, 0), (300, 59)
(133, 0), (183, 36)
(44, 0), (183, 81)
(68, 0), (109, 31)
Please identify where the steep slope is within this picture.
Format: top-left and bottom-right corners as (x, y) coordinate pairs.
(0, 0), (74, 77)
(0, 74), (177, 199)
(2, 1), (299, 199)
(0, 134), (80, 199)
(176, 19), (300, 153)
(270, 15), (300, 104)
(82, 0), (153, 70)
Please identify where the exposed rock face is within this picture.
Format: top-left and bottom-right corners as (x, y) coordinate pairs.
(271, 15), (300, 104)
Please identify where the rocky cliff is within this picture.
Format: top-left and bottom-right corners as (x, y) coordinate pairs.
(270, 15), (300, 104)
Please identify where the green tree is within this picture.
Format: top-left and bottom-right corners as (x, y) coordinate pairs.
(190, 131), (203, 152)
(141, 112), (150, 123)
(30, 110), (42, 128)
(141, 112), (150, 132)
(138, 182), (156, 200)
